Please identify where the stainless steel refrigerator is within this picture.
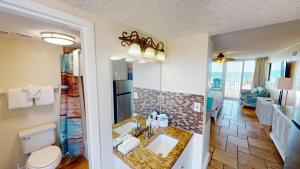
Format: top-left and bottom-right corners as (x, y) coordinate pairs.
(113, 80), (132, 124)
(284, 92), (300, 169)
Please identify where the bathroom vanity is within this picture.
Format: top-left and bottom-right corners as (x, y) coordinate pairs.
(112, 116), (193, 169)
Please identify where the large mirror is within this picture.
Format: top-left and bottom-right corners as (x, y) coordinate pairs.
(111, 59), (161, 145)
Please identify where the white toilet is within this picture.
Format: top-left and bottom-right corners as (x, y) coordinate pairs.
(19, 123), (62, 169)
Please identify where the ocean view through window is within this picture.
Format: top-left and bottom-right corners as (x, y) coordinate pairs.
(211, 60), (256, 98)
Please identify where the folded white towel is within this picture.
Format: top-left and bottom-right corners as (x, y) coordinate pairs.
(23, 85), (41, 99)
(117, 135), (140, 155)
(73, 49), (81, 76)
(8, 89), (33, 110)
(35, 86), (55, 106)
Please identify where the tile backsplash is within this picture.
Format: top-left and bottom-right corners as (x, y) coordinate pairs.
(132, 87), (161, 116)
(132, 87), (204, 134)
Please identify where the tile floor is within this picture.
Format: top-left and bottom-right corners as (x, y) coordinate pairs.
(57, 156), (88, 169)
(208, 99), (283, 169)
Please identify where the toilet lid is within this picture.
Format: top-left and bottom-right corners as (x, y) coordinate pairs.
(27, 146), (61, 168)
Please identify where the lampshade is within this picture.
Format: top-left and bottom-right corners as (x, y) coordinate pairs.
(127, 43), (141, 57)
(41, 32), (75, 46)
(143, 47), (155, 59)
(276, 78), (292, 90)
(155, 51), (166, 62)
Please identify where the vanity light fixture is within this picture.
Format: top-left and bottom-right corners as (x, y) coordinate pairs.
(119, 31), (166, 62)
(41, 32), (75, 46)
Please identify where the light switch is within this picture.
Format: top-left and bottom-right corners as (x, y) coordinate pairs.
(133, 92), (138, 99)
(193, 102), (201, 112)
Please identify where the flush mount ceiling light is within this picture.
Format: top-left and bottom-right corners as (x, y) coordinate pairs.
(41, 32), (75, 46)
(119, 31), (166, 62)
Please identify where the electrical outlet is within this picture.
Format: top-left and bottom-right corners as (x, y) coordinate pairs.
(193, 102), (201, 112)
(133, 92), (138, 99)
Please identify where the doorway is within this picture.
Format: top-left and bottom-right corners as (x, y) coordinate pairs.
(0, 1), (101, 169)
(224, 60), (256, 99)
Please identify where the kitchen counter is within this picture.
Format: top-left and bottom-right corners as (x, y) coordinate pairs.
(112, 116), (193, 169)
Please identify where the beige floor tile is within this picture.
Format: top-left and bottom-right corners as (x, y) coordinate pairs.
(208, 159), (224, 169)
(210, 134), (227, 150)
(226, 143), (238, 157)
(224, 164), (236, 169)
(219, 127), (237, 137)
(238, 146), (250, 154)
(248, 137), (276, 152)
(228, 135), (248, 148)
(238, 128), (258, 138)
(265, 160), (283, 169)
(238, 151), (267, 169)
(249, 145), (281, 163)
(209, 100), (281, 169)
(213, 148), (237, 169)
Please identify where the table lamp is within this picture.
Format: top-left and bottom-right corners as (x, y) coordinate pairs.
(276, 77), (292, 105)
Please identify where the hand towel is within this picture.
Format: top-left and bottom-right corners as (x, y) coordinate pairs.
(8, 89), (33, 110)
(72, 49), (81, 76)
(117, 135), (140, 155)
(35, 86), (55, 106)
(23, 85), (41, 99)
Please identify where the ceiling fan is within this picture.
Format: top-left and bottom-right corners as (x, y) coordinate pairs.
(211, 51), (240, 63)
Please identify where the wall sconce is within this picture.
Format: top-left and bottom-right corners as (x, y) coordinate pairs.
(118, 31), (166, 62)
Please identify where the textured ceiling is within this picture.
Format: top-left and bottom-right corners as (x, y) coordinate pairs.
(212, 20), (300, 58)
(0, 9), (80, 45)
(62, 0), (300, 40)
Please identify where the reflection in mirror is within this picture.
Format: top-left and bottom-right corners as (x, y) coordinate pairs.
(111, 58), (161, 146)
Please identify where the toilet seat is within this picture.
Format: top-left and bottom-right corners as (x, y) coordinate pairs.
(26, 146), (62, 169)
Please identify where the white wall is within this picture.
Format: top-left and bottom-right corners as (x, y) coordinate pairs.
(266, 42), (300, 106)
(162, 33), (210, 169)
(0, 36), (62, 169)
(161, 33), (209, 95)
(133, 62), (161, 90)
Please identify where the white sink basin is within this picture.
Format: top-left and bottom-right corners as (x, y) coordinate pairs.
(114, 122), (137, 135)
(146, 134), (179, 157)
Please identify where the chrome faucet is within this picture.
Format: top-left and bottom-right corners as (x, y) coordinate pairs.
(144, 119), (155, 139)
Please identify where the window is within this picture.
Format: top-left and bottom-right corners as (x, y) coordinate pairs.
(269, 61), (284, 84)
(242, 61), (255, 89)
(211, 62), (223, 89)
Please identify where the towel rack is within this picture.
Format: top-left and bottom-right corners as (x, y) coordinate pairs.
(0, 84), (61, 96)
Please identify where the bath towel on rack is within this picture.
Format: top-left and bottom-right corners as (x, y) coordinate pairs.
(8, 89), (33, 110)
(35, 86), (55, 106)
(23, 85), (41, 99)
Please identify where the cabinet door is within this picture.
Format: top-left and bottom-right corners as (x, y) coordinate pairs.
(276, 114), (282, 141)
(272, 110), (278, 137)
(281, 118), (291, 154)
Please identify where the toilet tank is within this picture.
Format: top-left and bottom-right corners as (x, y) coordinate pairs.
(19, 123), (56, 154)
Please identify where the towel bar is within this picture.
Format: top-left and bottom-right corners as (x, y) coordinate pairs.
(0, 84), (61, 96)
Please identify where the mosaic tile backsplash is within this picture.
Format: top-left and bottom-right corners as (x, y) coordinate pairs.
(132, 87), (161, 116)
(132, 87), (204, 134)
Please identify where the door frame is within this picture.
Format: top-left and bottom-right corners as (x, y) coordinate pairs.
(0, 1), (102, 169)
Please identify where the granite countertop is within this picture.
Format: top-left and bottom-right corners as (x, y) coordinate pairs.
(112, 116), (193, 169)
(112, 115), (147, 139)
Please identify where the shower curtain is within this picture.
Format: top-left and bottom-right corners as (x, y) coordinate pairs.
(60, 53), (84, 156)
